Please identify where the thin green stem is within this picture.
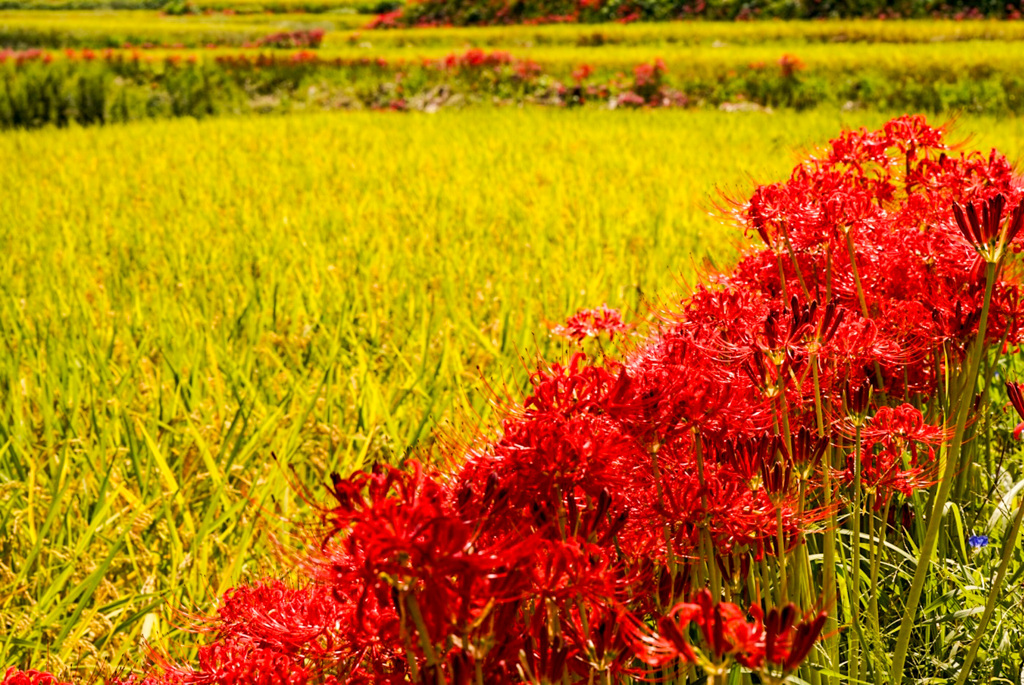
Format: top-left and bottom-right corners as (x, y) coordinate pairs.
(406, 593), (444, 685)
(849, 423), (863, 684)
(398, 591), (422, 684)
(650, 444), (676, 609)
(812, 361), (838, 680)
(776, 507), (788, 606)
(695, 431), (721, 599)
(890, 260), (998, 683)
(780, 222), (810, 300)
(868, 494), (885, 676)
(845, 229), (869, 319)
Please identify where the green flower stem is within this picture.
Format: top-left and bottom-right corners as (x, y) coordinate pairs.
(821, 445), (839, 681)
(956, 336), (1006, 501)
(397, 591), (422, 685)
(406, 592), (444, 685)
(695, 432), (722, 599)
(776, 254), (789, 302)
(890, 260), (998, 683)
(650, 445), (677, 609)
(780, 223), (810, 300)
(952, 481), (1024, 685)
(776, 392), (794, 605)
(776, 507), (788, 606)
(868, 495), (886, 676)
(812, 361), (839, 680)
(845, 229), (886, 392)
(796, 480), (814, 608)
(845, 229), (869, 320)
(849, 422), (863, 684)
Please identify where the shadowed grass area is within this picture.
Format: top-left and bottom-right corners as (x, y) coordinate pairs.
(1, 107), (1023, 679)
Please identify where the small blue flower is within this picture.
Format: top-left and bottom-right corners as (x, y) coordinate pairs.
(969, 535), (990, 549)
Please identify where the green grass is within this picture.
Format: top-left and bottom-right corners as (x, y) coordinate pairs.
(1, 107), (1024, 679)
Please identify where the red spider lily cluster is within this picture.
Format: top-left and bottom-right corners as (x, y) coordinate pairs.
(435, 48), (514, 70)
(250, 28), (326, 49)
(365, 9), (404, 28)
(0, 49), (53, 65)
(623, 589), (826, 679)
(213, 52), (390, 69)
(552, 304), (632, 343)
(2, 669), (71, 685)
(15, 116), (1024, 683)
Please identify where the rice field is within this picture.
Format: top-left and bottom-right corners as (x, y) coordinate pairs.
(9, 11), (1024, 49)
(2, 107), (1024, 678)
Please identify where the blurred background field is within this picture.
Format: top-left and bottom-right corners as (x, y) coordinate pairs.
(5, 17), (1024, 128)
(7, 13), (1024, 47)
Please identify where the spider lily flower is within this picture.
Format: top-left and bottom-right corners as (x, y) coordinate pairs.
(624, 590), (827, 682)
(1006, 381), (1024, 439)
(2, 670), (72, 685)
(790, 426), (828, 479)
(952, 193), (1024, 265)
(839, 404), (945, 506)
(721, 435), (787, 491)
(552, 304), (632, 343)
(843, 379), (873, 424)
(748, 604), (829, 681)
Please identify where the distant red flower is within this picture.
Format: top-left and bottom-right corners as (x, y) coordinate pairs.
(778, 53), (804, 77)
(572, 63), (594, 82)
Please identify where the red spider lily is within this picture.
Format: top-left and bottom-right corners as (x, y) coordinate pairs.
(314, 462), (531, 639)
(839, 404), (944, 506)
(208, 580), (370, 662)
(952, 193), (1024, 264)
(856, 403), (948, 445)
(623, 591), (826, 678)
(2, 669), (71, 685)
(168, 639), (315, 685)
(842, 379), (873, 419)
(572, 63), (594, 82)
(720, 434), (787, 490)
(552, 305), (631, 343)
(1006, 381), (1024, 439)
(884, 114), (947, 158)
(790, 426), (828, 477)
(438, 48), (513, 70)
(688, 590), (765, 662)
(743, 604), (828, 675)
(365, 9), (402, 28)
